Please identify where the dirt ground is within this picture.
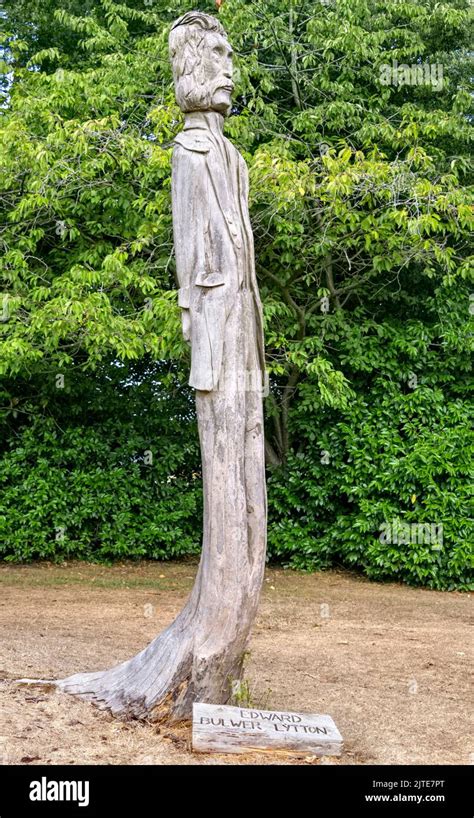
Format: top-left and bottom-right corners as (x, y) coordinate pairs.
(0, 561), (471, 766)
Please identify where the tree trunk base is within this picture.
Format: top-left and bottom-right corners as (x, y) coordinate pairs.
(17, 289), (267, 724)
(20, 563), (253, 722)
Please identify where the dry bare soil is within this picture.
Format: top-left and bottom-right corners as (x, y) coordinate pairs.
(0, 562), (471, 765)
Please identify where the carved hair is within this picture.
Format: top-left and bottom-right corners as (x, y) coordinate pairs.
(169, 11), (230, 114)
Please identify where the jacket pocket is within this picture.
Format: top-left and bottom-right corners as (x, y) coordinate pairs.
(195, 270), (225, 287)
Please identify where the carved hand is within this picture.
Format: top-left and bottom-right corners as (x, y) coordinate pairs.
(181, 308), (191, 344)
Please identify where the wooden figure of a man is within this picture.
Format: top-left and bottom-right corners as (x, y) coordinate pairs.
(53, 11), (267, 721)
(169, 10), (268, 704)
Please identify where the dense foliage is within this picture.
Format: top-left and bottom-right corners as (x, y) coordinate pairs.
(0, 0), (472, 589)
(0, 360), (202, 560)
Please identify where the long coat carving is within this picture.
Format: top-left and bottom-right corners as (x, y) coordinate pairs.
(171, 111), (265, 392)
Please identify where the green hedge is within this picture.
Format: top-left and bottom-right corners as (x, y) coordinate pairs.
(268, 384), (473, 590)
(0, 373), (472, 590)
(0, 417), (202, 561)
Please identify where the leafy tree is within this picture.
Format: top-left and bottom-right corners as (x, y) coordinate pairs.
(0, 0), (472, 589)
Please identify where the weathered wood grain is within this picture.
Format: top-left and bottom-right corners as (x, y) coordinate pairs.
(47, 12), (269, 723)
(193, 703), (343, 756)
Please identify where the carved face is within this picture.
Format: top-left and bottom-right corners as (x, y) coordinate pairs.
(170, 22), (235, 115)
(202, 32), (234, 114)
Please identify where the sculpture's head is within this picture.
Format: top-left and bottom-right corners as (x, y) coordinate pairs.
(169, 11), (234, 116)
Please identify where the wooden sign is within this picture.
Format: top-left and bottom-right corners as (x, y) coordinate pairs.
(192, 703), (343, 756)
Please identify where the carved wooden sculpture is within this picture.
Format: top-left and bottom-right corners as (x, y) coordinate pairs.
(51, 11), (267, 721)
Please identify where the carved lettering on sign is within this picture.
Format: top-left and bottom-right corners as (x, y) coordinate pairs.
(193, 703), (343, 756)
